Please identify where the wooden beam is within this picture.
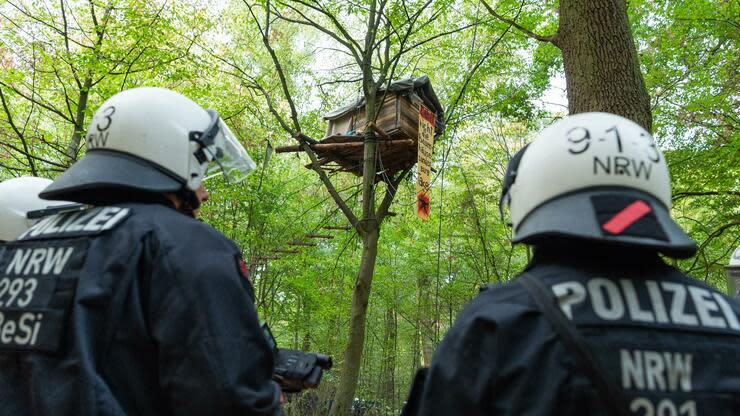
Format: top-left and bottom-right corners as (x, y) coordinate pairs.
(275, 145), (302, 153)
(322, 225), (352, 231)
(272, 249), (299, 254)
(276, 139), (413, 154)
(305, 233), (335, 239)
(288, 242), (317, 247)
(305, 157), (333, 169)
(323, 134), (364, 141)
(366, 122), (390, 140)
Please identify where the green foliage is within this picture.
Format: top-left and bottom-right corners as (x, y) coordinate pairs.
(1, 1), (736, 413)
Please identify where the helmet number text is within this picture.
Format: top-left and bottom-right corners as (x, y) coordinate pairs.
(566, 126), (591, 154)
(641, 132), (661, 163)
(569, 125), (626, 155)
(96, 106), (116, 132)
(605, 126), (623, 153)
(88, 106), (116, 148)
(566, 125), (661, 176)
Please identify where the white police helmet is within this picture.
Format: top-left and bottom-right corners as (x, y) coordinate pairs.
(499, 112), (696, 258)
(0, 177), (75, 241)
(40, 87), (256, 204)
(726, 246), (740, 298)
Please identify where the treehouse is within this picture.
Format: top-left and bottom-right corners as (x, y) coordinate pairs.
(276, 76), (444, 180)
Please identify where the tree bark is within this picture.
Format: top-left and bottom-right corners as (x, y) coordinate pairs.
(330, 226), (380, 416)
(329, 3), (385, 413)
(409, 309), (420, 384)
(557, 0), (652, 131)
(377, 307), (397, 408)
(417, 274), (435, 367)
(66, 77), (92, 164)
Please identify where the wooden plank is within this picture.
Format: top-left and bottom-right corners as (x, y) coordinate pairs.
(400, 117), (419, 141)
(288, 242), (317, 247)
(275, 145), (302, 153)
(395, 95), (401, 130)
(305, 233), (335, 239)
(367, 122), (390, 139)
(272, 249), (299, 254)
(322, 225), (352, 230)
(313, 139), (414, 152)
(324, 94), (403, 139)
(321, 134), (364, 143)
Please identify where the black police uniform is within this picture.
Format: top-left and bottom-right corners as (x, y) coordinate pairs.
(405, 244), (740, 415)
(0, 201), (281, 415)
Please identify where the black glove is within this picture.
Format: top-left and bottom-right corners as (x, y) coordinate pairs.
(273, 348), (333, 392)
(261, 322), (333, 393)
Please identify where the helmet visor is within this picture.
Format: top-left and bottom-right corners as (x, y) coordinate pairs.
(200, 112), (256, 184)
(726, 267), (740, 298)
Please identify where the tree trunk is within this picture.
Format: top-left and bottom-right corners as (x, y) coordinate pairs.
(417, 274), (435, 367)
(409, 310), (420, 385)
(377, 307), (397, 408)
(557, 0), (652, 131)
(330, 226), (380, 416)
(66, 76), (92, 164)
(330, 4), (383, 408)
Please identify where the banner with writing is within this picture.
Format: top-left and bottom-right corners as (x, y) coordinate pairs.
(416, 105), (435, 220)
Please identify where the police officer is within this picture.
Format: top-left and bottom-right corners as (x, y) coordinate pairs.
(726, 246), (740, 298)
(0, 177), (74, 243)
(0, 87), (283, 415)
(403, 113), (740, 415)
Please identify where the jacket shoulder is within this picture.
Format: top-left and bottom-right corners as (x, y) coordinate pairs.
(455, 278), (539, 333)
(125, 203), (239, 252)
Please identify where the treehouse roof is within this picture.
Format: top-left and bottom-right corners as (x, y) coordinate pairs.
(322, 75), (445, 137)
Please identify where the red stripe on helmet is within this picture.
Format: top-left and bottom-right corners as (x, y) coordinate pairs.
(602, 200), (652, 235)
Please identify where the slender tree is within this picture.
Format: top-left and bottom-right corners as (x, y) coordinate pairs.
(240, 1), (498, 413)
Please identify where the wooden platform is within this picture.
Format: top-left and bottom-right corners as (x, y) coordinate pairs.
(275, 76), (444, 181)
(276, 93), (424, 180)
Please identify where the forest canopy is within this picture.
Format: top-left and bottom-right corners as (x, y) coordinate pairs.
(1, 0), (737, 414)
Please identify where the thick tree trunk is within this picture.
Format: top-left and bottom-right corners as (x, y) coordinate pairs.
(330, 226), (380, 416)
(557, 0), (652, 131)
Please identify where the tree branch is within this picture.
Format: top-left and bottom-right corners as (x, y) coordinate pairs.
(247, 0), (301, 132)
(283, 0), (364, 57)
(246, 0), (361, 233)
(272, 1), (363, 67)
(299, 138), (361, 233)
(377, 167), (412, 222)
(0, 81), (74, 123)
(0, 88), (37, 175)
(446, 2), (519, 122)
(686, 220), (740, 273)
(673, 191), (740, 202)
(480, 0), (557, 45)
(0, 139), (67, 169)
